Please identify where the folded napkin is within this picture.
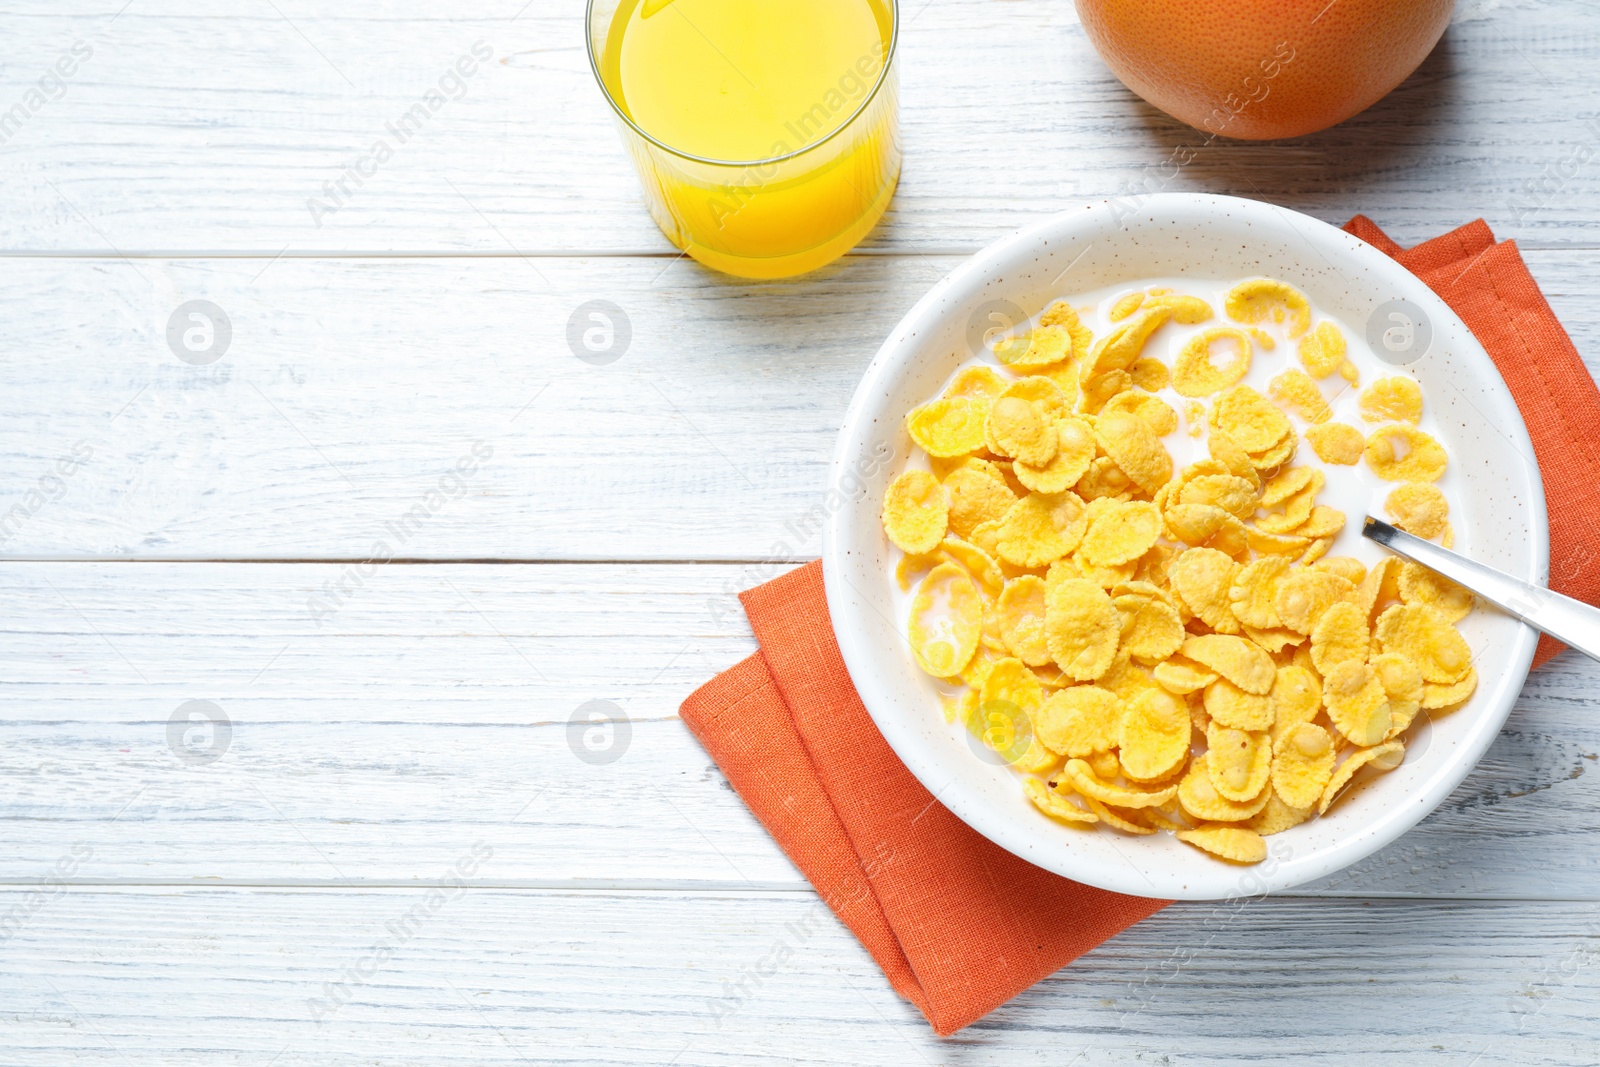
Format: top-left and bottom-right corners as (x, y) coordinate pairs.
(680, 216), (1594, 1035)
(1344, 216), (1599, 666)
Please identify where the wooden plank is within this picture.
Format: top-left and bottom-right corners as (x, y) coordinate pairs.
(0, 888), (1597, 1064)
(0, 560), (1597, 899)
(0, 1), (1596, 255)
(1, 250), (1595, 560)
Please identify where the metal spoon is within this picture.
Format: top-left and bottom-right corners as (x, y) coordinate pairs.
(1361, 516), (1600, 664)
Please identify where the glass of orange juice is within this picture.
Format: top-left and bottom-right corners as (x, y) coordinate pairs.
(586, 0), (900, 279)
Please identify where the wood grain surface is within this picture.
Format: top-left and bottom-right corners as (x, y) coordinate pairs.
(2, 0), (1598, 1062)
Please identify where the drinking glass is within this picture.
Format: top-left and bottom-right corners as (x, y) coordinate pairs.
(586, 0), (901, 279)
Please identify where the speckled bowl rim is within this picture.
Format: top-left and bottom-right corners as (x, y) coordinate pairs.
(823, 194), (1546, 900)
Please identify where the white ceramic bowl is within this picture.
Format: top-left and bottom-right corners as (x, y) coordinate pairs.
(823, 194), (1546, 900)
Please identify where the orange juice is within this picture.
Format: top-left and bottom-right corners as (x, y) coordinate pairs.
(591, 0), (900, 278)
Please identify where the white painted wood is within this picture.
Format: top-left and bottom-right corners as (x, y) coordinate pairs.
(3, 0), (1600, 1056)
(0, 0), (1595, 256)
(0, 251), (1593, 560)
(0, 888), (1597, 1064)
(0, 560), (1597, 900)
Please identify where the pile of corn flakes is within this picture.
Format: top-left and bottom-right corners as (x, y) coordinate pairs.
(883, 278), (1477, 864)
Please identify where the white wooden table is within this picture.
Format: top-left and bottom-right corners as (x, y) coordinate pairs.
(2, 1), (1598, 1062)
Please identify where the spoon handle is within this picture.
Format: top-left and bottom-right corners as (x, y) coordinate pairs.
(1362, 517), (1600, 664)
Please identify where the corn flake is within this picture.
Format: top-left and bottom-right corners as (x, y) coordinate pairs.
(1203, 676), (1274, 730)
(1353, 555), (1399, 623)
(1179, 754), (1272, 821)
(994, 491), (1087, 567)
(1169, 548), (1243, 633)
(944, 365), (1007, 401)
(1305, 421), (1365, 465)
(1386, 482), (1449, 540)
(1095, 411), (1174, 495)
(1271, 723), (1336, 809)
(1039, 300), (1095, 356)
(1373, 652), (1424, 739)
(1085, 748), (1122, 781)
(988, 396), (1058, 465)
(1207, 430), (1264, 494)
(1045, 576), (1122, 681)
(1036, 685), (1120, 756)
(1398, 562), (1473, 623)
(1016, 417), (1096, 493)
(941, 535), (1005, 597)
(1173, 328), (1253, 397)
(1298, 505), (1346, 540)
(1153, 656), (1219, 694)
(995, 575), (1051, 666)
(1375, 603), (1473, 683)
(943, 465), (1016, 539)
(1211, 385), (1292, 455)
(1248, 791), (1313, 836)
(993, 324), (1073, 372)
(1297, 320), (1348, 378)
(1074, 455), (1134, 502)
(908, 562), (983, 678)
(1365, 425), (1447, 482)
(999, 375), (1069, 418)
(1182, 634), (1276, 694)
(1115, 592), (1185, 664)
(979, 657), (1044, 727)
(1081, 500), (1163, 567)
(967, 518), (1003, 558)
(1243, 623), (1303, 654)
(1144, 293), (1214, 323)
(1323, 660), (1390, 747)
(1181, 474), (1259, 519)
(1109, 291), (1145, 321)
(1268, 665), (1322, 745)
(1118, 688), (1192, 782)
(1081, 794), (1157, 834)
(1229, 556), (1291, 630)
(1209, 514), (1255, 559)
(1319, 741), (1405, 815)
(1165, 502), (1234, 549)
(1274, 568), (1355, 634)
(1256, 469), (1323, 535)
(1359, 376), (1423, 424)
(882, 469), (948, 554)
(1072, 552), (1140, 590)
(1083, 307), (1173, 378)
(1259, 465), (1313, 508)
(1315, 556), (1368, 586)
(1421, 666), (1478, 709)
(1023, 776), (1099, 824)
(1078, 369), (1133, 415)
(1299, 535), (1334, 566)
(1206, 722), (1272, 802)
(1310, 601), (1369, 675)
(908, 397), (989, 457)
(1269, 368), (1332, 424)
(1225, 278), (1311, 338)
(895, 551), (937, 592)
(1103, 390), (1178, 435)
(1247, 431), (1298, 471)
(1129, 357), (1171, 393)
(1176, 825), (1268, 863)
(1063, 758), (1179, 809)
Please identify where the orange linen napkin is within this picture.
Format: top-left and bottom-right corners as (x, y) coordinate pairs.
(681, 216), (1593, 1036)
(1344, 216), (1599, 665)
(681, 561), (1167, 1036)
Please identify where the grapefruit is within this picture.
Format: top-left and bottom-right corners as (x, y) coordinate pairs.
(1076, 0), (1454, 140)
